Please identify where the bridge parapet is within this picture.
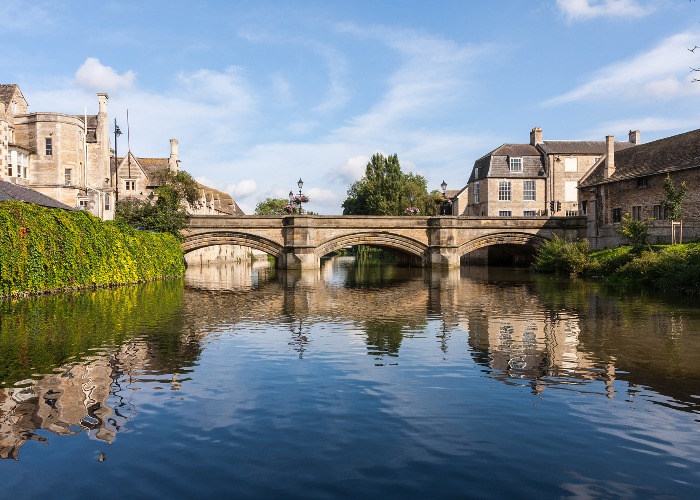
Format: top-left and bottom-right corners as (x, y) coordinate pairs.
(183, 215), (587, 270)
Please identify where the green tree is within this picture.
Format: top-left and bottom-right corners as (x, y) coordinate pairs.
(663, 174), (688, 221)
(255, 197), (291, 215)
(115, 168), (198, 236)
(617, 213), (650, 253)
(342, 153), (432, 215)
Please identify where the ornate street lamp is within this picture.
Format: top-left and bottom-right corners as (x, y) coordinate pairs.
(297, 178), (304, 214)
(441, 180), (447, 195)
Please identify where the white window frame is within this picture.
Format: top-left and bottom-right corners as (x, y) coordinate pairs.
(499, 210), (512, 217)
(498, 181), (511, 201)
(64, 168), (72, 186)
(45, 137), (53, 156)
(523, 210), (536, 217)
(124, 179), (136, 191)
(474, 181), (480, 203)
(564, 157), (578, 172)
(523, 180), (536, 201)
(509, 157), (523, 172)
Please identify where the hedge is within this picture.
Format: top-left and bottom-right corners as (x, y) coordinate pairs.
(0, 201), (185, 297)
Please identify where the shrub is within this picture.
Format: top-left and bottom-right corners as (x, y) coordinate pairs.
(532, 236), (591, 275)
(617, 213), (650, 252)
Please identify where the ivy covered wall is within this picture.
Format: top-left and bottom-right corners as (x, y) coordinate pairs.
(0, 202), (185, 297)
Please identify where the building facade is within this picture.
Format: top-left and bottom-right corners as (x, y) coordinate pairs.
(578, 128), (700, 249)
(1, 84), (114, 219)
(462, 127), (637, 218)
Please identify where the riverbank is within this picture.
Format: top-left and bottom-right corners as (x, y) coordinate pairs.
(0, 201), (185, 298)
(532, 236), (700, 294)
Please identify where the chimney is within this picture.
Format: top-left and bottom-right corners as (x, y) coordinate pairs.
(604, 135), (615, 179)
(169, 138), (179, 172)
(628, 130), (640, 145)
(97, 93), (108, 115)
(530, 127), (543, 146)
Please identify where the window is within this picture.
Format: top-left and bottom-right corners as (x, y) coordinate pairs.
(474, 181), (480, 203)
(653, 204), (668, 220)
(125, 180), (136, 191)
(580, 200), (588, 215)
(78, 198), (89, 209)
(104, 193), (111, 211)
(612, 208), (622, 223)
(8, 151), (14, 177)
(523, 180), (536, 201)
(564, 181), (578, 202)
(498, 181), (511, 201)
(45, 138), (52, 156)
(64, 168), (72, 186)
(632, 205), (642, 221)
(499, 211), (512, 217)
(523, 210), (536, 217)
(637, 177), (648, 188)
(509, 157), (523, 172)
(474, 167), (479, 178)
(564, 157), (578, 172)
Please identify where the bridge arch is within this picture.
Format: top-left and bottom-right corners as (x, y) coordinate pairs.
(315, 232), (429, 261)
(182, 231), (285, 259)
(457, 231), (550, 257)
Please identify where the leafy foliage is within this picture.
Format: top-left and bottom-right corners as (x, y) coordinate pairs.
(342, 153), (436, 215)
(617, 213), (649, 252)
(531, 236), (591, 275)
(0, 201), (185, 297)
(663, 174), (688, 221)
(255, 198), (290, 215)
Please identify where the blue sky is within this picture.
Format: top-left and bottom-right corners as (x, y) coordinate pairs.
(3, 0), (700, 214)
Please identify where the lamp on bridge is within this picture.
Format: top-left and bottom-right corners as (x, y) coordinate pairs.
(113, 119), (122, 203)
(440, 180), (452, 216)
(297, 178), (304, 214)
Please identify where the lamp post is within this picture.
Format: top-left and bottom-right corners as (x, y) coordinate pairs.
(440, 180), (452, 215)
(288, 190), (294, 214)
(297, 178), (304, 214)
(113, 119), (122, 204)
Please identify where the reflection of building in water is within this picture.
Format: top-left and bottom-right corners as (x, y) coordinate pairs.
(184, 260), (273, 291)
(454, 280), (616, 395)
(0, 338), (183, 460)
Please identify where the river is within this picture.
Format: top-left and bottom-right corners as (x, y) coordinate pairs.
(1, 256), (699, 498)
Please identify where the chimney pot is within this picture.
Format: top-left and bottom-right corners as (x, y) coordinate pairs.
(628, 130), (640, 145)
(604, 135), (615, 179)
(530, 127), (543, 146)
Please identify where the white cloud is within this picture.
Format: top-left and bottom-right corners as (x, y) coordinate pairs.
(544, 32), (700, 105)
(556, 0), (654, 22)
(75, 57), (135, 93)
(590, 116), (699, 138)
(325, 155), (370, 186)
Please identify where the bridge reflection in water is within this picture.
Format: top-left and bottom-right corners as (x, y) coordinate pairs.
(1, 256), (699, 498)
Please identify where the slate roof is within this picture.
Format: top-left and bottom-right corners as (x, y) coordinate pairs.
(468, 143), (543, 183)
(0, 84), (23, 107)
(579, 128), (700, 187)
(539, 140), (635, 155)
(0, 181), (73, 210)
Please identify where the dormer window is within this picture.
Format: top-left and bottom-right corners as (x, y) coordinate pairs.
(509, 157), (523, 172)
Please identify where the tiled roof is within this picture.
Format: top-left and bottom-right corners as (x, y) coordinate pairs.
(468, 143), (543, 182)
(579, 128), (700, 187)
(196, 182), (245, 215)
(0, 181), (73, 210)
(0, 84), (21, 107)
(539, 140), (635, 155)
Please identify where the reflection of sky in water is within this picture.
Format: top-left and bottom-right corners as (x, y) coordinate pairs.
(1, 259), (699, 498)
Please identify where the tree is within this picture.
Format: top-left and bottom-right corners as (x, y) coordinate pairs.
(115, 168), (198, 237)
(255, 198), (291, 215)
(342, 153), (433, 215)
(617, 213), (650, 253)
(663, 174), (688, 221)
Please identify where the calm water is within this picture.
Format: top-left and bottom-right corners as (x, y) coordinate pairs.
(1, 256), (699, 499)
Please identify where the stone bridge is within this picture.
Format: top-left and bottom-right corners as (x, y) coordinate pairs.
(182, 215), (587, 269)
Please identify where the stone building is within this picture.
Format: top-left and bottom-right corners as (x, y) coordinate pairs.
(462, 127), (637, 217)
(116, 138), (244, 216)
(0, 84), (114, 219)
(578, 128), (700, 249)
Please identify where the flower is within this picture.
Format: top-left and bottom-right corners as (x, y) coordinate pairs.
(404, 207), (420, 215)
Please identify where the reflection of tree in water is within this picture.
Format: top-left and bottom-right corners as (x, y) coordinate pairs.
(0, 279), (205, 460)
(365, 321), (404, 362)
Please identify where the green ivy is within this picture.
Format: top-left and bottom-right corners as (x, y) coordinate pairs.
(0, 202), (185, 297)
